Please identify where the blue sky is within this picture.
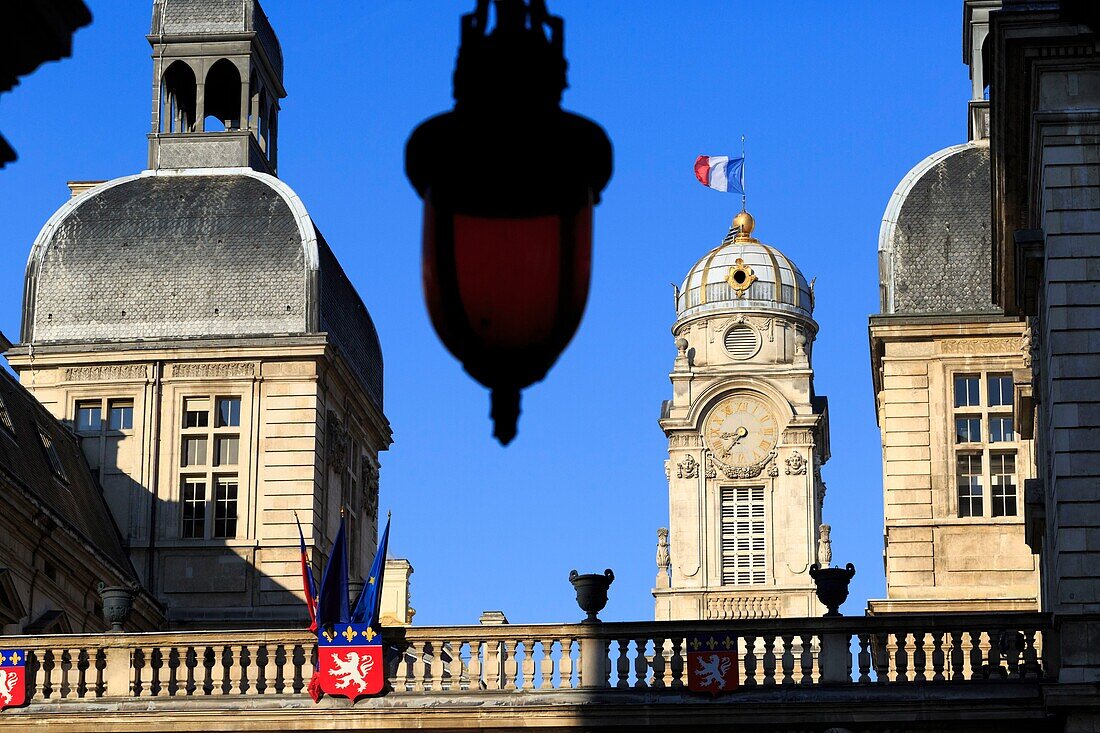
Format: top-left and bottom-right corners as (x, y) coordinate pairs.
(0, 1), (971, 623)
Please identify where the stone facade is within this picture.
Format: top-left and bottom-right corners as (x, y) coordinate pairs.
(988, 0), (1100, 704)
(655, 213), (828, 620)
(868, 317), (1039, 614)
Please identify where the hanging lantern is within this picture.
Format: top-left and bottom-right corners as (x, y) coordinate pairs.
(406, 0), (613, 445)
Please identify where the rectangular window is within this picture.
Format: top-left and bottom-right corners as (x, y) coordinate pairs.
(955, 416), (982, 443)
(216, 397), (241, 428)
(213, 477), (238, 538)
(76, 401), (102, 432)
(720, 486), (766, 585)
(957, 453), (983, 518)
(988, 374), (1014, 408)
(38, 430), (69, 483)
(215, 435), (239, 466)
(0, 395), (14, 435)
(954, 375), (980, 408)
(181, 477), (207, 539)
(991, 453), (1017, 517)
(183, 398), (209, 428)
(108, 400), (133, 431)
(990, 416), (1015, 443)
(182, 436), (207, 466)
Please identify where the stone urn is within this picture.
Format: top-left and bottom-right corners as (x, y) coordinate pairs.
(98, 582), (136, 632)
(809, 563), (855, 617)
(569, 569), (614, 623)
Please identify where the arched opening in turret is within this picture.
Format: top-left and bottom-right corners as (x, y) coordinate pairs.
(204, 59), (243, 131)
(257, 89), (269, 151)
(160, 61), (196, 133)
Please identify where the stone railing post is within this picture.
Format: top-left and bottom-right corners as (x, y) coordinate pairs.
(104, 645), (133, 697)
(819, 631), (850, 684)
(578, 632), (608, 689)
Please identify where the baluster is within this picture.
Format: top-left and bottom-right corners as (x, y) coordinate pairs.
(651, 638), (666, 689)
(243, 644), (259, 695)
(538, 640), (554, 690)
(154, 647), (168, 695)
(210, 645), (227, 695)
(742, 634), (757, 687)
(912, 632), (926, 682)
(468, 640), (484, 690)
(1022, 630), (1041, 678)
(612, 639), (628, 689)
(634, 638), (650, 688)
(448, 639), (465, 691)
(986, 630), (1005, 679)
(520, 639), (536, 691)
(780, 634), (795, 685)
(134, 647), (153, 697)
(893, 633), (909, 683)
(227, 645), (243, 695)
(872, 633), (889, 684)
(484, 640), (501, 690)
(558, 638), (573, 690)
(931, 632), (945, 682)
(262, 643), (278, 694)
(1003, 630), (1022, 678)
(950, 631), (964, 681)
(47, 648), (65, 699)
(183, 646), (197, 696)
(502, 640), (518, 691)
(72, 648), (87, 699)
(408, 641), (426, 692)
(429, 641), (445, 691)
(762, 634), (777, 686)
(857, 634), (872, 683)
(279, 644), (296, 695)
(799, 633), (814, 685)
(62, 648), (75, 699)
(968, 630), (983, 680)
(669, 637), (684, 688)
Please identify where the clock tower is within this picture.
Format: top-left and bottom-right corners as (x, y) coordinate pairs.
(655, 211), (830, 620)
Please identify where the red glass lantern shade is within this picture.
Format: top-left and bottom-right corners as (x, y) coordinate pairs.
(406, 0), (612, 445)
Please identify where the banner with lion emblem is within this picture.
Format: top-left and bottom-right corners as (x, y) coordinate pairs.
(318, 622), (384, 700)
(686, 634), (739, 695)
(0, 649), (26, 711)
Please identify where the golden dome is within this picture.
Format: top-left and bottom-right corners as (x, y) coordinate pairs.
(733, 210), (756, 242)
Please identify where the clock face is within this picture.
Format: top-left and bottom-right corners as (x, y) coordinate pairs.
(704, 394), (778, 467)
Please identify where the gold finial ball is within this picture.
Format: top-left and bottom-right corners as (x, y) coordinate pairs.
(733, 210), (755, 237)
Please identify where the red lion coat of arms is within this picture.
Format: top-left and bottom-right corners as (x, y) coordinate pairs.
(317, 623), (384, 700)
(686, 634), (739, 695)
(0, 650), (26, 711)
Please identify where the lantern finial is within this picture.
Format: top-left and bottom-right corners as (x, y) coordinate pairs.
(491, 388), (521, 445)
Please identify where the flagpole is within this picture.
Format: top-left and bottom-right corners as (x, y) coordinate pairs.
(740, 134), (747, 212)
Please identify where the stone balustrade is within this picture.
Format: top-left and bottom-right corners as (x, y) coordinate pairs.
(6, 612), (1049, 703)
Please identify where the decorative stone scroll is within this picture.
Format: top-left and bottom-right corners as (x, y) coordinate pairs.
(677, 454), (699, 479)
(171, 362), (255, 379)
(939, 338), (1017, 355)
(326, 410), (349, 475)
(63, 364), (147, 382)
(785, 451), (807, 475)
(719, 450), (776, 480)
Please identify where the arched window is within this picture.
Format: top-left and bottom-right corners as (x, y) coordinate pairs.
(204, 59), (243, 131)
(160, 61), (196, 133)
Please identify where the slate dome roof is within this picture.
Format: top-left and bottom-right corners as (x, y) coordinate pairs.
(677, 212), (813, 322)
(23, 170), (383, 408)
(878, 140), (996, 315)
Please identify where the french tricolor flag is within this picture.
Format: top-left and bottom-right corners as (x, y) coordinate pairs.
(695, 155), (745, 194)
